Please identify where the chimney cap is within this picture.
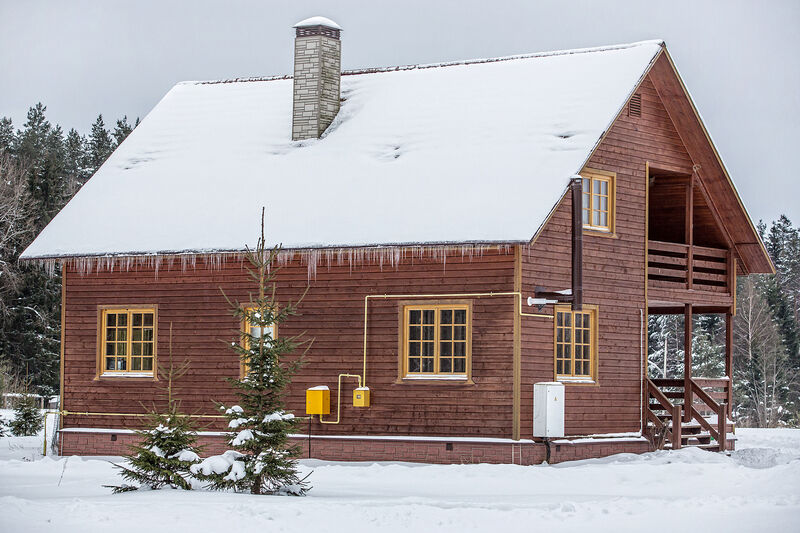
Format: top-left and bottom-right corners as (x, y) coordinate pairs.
(293, 16), (342, 30)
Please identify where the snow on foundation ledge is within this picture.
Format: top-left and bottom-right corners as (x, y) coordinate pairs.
(58, 427), (646, 445)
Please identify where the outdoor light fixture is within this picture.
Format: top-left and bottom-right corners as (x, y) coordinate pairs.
(527, 297), (559, 311)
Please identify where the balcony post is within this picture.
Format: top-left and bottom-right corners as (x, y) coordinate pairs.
(725, 310), (733, 418)
(686, 176), (694, 290)
(684, 303), (693, 422)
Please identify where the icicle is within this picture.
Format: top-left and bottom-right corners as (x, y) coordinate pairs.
(28, 243), (516, 280)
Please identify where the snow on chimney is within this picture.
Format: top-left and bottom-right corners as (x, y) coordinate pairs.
(292, 16), (342, 141)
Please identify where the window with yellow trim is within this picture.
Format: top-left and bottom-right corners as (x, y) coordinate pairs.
(403, 304), (470, 377)
(582, 171), (614, 232)
(241, 308), (276, 376)
(554, 305), (598, 381)
(102, 308), (156, 375)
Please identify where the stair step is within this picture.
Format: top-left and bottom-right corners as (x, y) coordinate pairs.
(693, 443), (721, 451)
(664, 442), (720, 452)
(682, 434), (711, 444)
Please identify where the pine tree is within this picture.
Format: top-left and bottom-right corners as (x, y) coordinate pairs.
(191, 214), (309, 495)
(0, 106), (62, 398)
(762, 217), (800, 365)
(647, 314), (684, 379)
(693, 314), (725, 378)
(112, 116), (137, 148)
(0, 117), (14, 153)
(17, 104), (50, 169)
(734, 275), (793, 426)
(10, 394), (43, 436)
(759, 217), (800, 422)
(87, 115), (113, 173)
(0, 105), (138, 401)
(109, 328), (201, 492)
(64, 128), (89, 193)
(109, 409), (201, 493)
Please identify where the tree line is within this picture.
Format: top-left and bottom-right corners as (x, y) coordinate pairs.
(648, 216), (800, 427)
(0, 104), (136, 397)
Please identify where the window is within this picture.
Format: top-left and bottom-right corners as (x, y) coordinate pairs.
(554, 305), (598, 381)
(402, 304), (470, 378)
(582, 170), (615, 232)
(241, 308), (276, 376)
(101, 308), (156, 375)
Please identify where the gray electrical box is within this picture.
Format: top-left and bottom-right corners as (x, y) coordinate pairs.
(533, 382), (565, 438)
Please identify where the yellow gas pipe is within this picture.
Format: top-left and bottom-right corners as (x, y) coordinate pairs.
(318, 374), (363, 424)
(360, 291), (552, 386)
(49, 293), (551, 441)
(44, 410), (311, 454)
(315, 291), (552, 424)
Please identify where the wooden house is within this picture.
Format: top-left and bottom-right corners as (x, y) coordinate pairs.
(21, 18), (772, 464)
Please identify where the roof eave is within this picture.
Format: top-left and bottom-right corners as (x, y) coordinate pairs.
(658, 48), (774, 275)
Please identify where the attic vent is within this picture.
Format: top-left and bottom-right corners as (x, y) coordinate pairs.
(628, 93), (642, 117)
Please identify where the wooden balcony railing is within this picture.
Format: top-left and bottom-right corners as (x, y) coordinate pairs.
(647, 377), (731, 451)
(648, 240), (731, 293)
(689, 379), (728, 452)
(644, 378), (682, 450)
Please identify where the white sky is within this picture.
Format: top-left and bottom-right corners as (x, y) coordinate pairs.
(1, 0), (798, 225)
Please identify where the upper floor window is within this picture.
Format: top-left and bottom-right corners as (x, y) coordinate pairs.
(554, 305), (598, 382)
(101, 308), (156, 376)
(582, 170), (615, 233)
(402, 304), (471, 379)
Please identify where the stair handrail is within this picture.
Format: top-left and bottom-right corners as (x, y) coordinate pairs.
(689, 378), (727, 451)
(646, 378), (682, 450)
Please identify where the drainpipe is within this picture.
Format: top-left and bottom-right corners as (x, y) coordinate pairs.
(570, 177), (583, 310)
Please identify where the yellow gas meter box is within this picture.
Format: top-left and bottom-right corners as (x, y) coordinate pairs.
(353, 387), (370, 407)
(306, 386), (330, 415)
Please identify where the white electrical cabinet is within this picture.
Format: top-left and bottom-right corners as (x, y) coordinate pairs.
(533, 382), (565, 438)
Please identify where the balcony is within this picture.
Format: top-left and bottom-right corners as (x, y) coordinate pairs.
(647, 240), (735, 310)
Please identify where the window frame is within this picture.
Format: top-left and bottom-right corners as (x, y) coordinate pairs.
(581, 168), (616, 234)
(96, 305), (158, 380)
(553, 304), (599, 383)
(398, 301), (473, 382)
(240, 307), (277, 378)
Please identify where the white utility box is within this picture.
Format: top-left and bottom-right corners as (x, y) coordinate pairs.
(533, 382), (565, 438)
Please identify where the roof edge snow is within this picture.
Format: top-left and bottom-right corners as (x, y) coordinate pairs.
(183, 39), (665, 87)
(20, 40), (667, 267)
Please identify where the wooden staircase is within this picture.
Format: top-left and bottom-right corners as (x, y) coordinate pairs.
(644, 377), (734, 452)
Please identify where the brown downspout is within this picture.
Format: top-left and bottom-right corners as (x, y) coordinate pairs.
(570, 177), (583, 311)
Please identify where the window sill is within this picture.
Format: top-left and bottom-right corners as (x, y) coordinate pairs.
(395, 375), (474, 385)
(582, 228), (617, 239)
(557, 377), (598, 386)
(96, 372), (157, 380)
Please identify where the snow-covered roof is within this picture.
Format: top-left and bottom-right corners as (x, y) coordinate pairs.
(294, 16), (341, 30)
(21, 40), (664, 260)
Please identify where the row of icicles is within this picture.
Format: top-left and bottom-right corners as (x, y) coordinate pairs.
(34, 244), (520, 280)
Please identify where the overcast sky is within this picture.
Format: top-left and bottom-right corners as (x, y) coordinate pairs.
(1, 0), (798, 225)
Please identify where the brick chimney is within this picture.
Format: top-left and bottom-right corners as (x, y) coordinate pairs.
(292, 16), (342, 141)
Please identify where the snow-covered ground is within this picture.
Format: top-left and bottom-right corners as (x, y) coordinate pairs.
(1, 412), (798, 532)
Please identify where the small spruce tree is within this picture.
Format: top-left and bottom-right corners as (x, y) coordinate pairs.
(192, 213), (309, 495)
(109, 325), (201, 493)
(10, 394), (43, 436)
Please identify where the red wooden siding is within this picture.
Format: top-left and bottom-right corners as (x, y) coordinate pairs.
(62, 250), (518, 438)
(61, 72), (720, 445)
(519, 73), (694, 437)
